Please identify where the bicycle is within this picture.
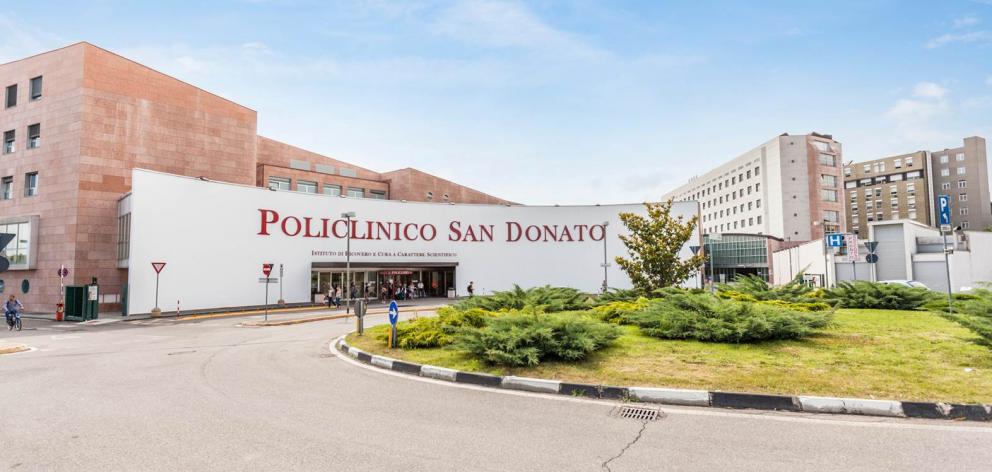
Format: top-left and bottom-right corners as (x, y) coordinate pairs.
(5, 311), (21, 331)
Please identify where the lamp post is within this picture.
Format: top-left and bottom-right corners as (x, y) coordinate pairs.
(342, 211), (356, 315)
(600, 221), (610, 293)
(689, 245), (701, 289)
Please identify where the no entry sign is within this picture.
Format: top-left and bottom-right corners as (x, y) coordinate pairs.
(262, 263), (273, 277)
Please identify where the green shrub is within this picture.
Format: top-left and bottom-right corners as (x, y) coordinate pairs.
(823, 281), (935, 310)
(627, 292), (832, 343)
(383, 307), (494, 349)
(756, 299), (832, 312)
(455, 285), (591, 313)
(926, 286), (992, 346)
(717, 273), (817, 303)
(453, 312), (620, 366)
(590, 298), (651, 324)
(594, 287), (644, 304)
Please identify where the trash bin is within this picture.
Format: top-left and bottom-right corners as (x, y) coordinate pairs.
(63, 279), (99, 321)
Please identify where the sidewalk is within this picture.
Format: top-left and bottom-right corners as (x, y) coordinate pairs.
(21, 297), (453, 323)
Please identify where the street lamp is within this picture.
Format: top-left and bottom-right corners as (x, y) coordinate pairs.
(689, 245), (701, 289)
(342, 211), (356, 315)
(600, 221), (610, 293)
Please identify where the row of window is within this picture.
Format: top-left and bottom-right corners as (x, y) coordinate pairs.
(701, 183), (761, 210)
(936, 152), (966, 164)
(4, 76), (43, 109)
(845, 155), (917, 177)
(938, 167), (967, 177)
(845, 170), (922, 189)
(705, 215), (763, 234)
(1, 173), (38, 200)
(681, 165), (762, 202)
(702, 199), (762, 223)
(940, 180), (968, 190)
(3, 124), (42, 154)
(267, 176), (386, 199)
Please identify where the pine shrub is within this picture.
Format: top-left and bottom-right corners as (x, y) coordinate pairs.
(717, 272), (817, 303)
(454, 285), (591, 313)
(926, 286), (992, 346)
(453, 312), (620, 366)
(628, 292), (832, 343)
(385, 307), (494, 349)
(590, 298), (651, 324)
(823, 281), (935, 310)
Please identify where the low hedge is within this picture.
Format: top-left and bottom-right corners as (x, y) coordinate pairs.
(383, 307), (493, 349)
(453, 312), (620, 366)
(627, 292), (832, 343)
(823, 281), (934, 310)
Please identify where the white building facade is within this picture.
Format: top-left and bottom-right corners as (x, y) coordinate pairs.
(663, 133), (845, 242)
(120, 170), (702, 315)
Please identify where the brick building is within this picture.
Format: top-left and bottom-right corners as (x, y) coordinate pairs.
(0, 42), (509, 313)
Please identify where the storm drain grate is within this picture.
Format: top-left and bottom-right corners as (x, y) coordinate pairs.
(618, 406), (660, 421)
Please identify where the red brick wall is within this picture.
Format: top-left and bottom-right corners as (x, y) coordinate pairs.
(381, 168), (511, 205)
(0, 44), (86, 311)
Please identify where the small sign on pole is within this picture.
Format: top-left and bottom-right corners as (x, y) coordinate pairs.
(151, 262), (166, 313)
(388, 300), (399, 348)
(262, 263), (273, 320)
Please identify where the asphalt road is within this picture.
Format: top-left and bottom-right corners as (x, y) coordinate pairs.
(2, 311), (991, 471)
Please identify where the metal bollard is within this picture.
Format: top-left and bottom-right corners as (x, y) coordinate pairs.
(356, 299), (365, 335)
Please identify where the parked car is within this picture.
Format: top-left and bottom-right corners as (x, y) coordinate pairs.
(879, 280), (929, 289)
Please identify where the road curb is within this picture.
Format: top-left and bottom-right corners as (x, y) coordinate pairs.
(333, 337), (992, 422)
(0, 344), (29, 355)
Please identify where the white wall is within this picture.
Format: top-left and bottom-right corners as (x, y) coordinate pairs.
(127, 170), (701, 314)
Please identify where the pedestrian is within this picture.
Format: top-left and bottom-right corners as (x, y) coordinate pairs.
(324, 291), (332, 308)
(467, 281), (475, 298)
(334, 285), (342, 308)
(418, 281), (425, 298)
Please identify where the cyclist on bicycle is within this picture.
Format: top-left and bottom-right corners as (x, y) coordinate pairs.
(4, 295), (24, 330)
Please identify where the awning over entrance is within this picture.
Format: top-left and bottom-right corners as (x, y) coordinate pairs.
(310, 261), (458, 269)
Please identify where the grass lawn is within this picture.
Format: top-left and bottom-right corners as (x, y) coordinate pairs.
(346, 309), (992, 404)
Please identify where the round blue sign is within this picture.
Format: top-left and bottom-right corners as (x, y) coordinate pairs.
(388, 300), (399, 326)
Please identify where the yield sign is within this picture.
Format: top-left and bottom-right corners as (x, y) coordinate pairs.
(151, 262), (167, 274)
(262, 263), (273, 277)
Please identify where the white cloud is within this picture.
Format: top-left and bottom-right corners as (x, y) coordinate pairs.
(912, 81), (948, 99)
(952, 16), (981, 28)
(432, 0), (606, 60)
(925, 30), (992, 48)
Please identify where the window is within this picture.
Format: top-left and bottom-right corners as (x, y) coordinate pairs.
(845, 181), (856, 189)
(748, 202), (753, 210)
(29, 76), (42, 100)
(939, 154), (948, 164)
(731, 176), (736, 185)
(117, 213), (131, 263)
(905, 171), (920, 180)
(755, 199), (761, 208)
(3, 130), (13, 154)
(874, 162), (885, 173)
(24, 173), (37, 197)
(960, 208), (969, 216)
(958, 180), (967, 189)
(755, 167), (760, 176)
(863, 164), (871, 173)
(821, 174), (837, 187)
(323, 184), (341, 196)
(732, 191), (737, 199)
(369, 190), (386, 200)
(755, 183), (760, 192)
(908, 210), (917, 220)
(821, 189), (838, 202)
(860, 178), (872, 186)
(940, 168), (949, 177)
(297, 180), (317, 193)
(347, 187), (364, 198)
(906, 156), (914, 167)
(876, 212), (884, 221)
(747, 185), (752, 194)
(813, 141), (831, 152)
(748, 217), (754, 226)
(955, 153), (965, 162)
(959, 193), (968, 202)
(894, 158), (902, 169)
(757, 216), (762, 224)
(746, 170), (751, 179)
(4, 84), (15, 108)
(941, 182), (950, 190)
(0, 220), (32, 268)
(957, 167), (966, 175)
(889, 173), (902, 181)
(267, 177), (290, 191)
(874, 176), (887, 184)
(844, 166), (852, 176)
(1, 176), (11, 200)
(27, 124), (40, 149)
(824, 210), (840, 222)
(819, 153), (836, 166)
(962, 221), (970, 229)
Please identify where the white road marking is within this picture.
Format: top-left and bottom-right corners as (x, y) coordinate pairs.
(328, 337), (992, 433)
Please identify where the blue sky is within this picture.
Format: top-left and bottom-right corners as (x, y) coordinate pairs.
(2, 0), (991, 204)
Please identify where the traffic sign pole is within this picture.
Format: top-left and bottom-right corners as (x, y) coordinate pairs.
(262, 263), (273, 321)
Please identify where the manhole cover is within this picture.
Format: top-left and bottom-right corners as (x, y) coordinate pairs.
(618, 406), (660, 421)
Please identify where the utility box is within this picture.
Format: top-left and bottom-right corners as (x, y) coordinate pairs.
(64, 279), (99, 321)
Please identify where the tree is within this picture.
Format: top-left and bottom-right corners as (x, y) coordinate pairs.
(615, 199), (706, 292)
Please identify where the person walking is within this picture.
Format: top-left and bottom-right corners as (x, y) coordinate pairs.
(467, 281), (475, 298)
(334, 285), (342, 308)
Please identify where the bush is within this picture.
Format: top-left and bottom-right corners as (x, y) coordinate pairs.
(384, 307), (494, 349)
(823, 281), (935, 310)
(455, 285), (591, 313)
(590, 298), (651, 324)
(453, 312), (620, 366)
(594, 287), (644, 305)
(717, 273), (817, 303)
(755, 299), (833, 312)
(926, 285), (992, 346)
(627, 292), (832, 343)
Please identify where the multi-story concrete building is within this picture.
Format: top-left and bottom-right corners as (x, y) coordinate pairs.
(664, 132), (845, 242)
(842, 137), (990, 234)
(0, 42), (509, 313)
(842, 151), (930, 236)
(929, 137), (990, 231)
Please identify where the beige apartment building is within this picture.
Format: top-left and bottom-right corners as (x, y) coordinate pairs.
(664, 132), (846, 242)
(843, 137), (991, 234)
(843, 151), (930, 236)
